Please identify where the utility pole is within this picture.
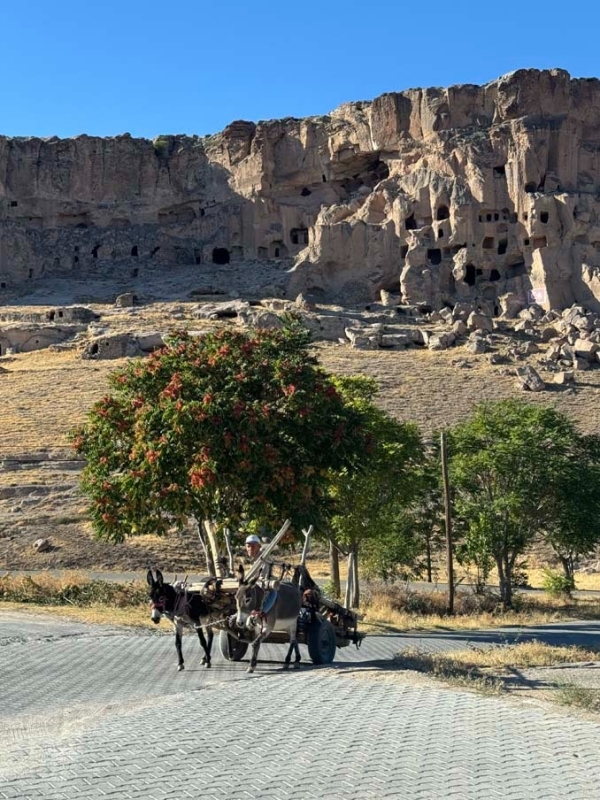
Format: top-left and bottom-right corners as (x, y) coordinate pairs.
(440, 430), (454, 615)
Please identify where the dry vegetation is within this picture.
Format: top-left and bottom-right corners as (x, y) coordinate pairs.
(3, 301), (600, 573)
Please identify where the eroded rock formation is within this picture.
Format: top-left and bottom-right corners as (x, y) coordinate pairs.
(2, 68), (600, 312)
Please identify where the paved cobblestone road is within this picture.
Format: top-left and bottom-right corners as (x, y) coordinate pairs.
(2, 611), (600, 799)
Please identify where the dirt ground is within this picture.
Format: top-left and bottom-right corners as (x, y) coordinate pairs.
(2, 299), (600, 573)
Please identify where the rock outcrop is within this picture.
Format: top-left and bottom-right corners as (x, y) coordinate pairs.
(2, 68), (600, 313)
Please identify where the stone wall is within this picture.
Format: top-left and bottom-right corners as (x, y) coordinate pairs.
(2, 68), (600, 312)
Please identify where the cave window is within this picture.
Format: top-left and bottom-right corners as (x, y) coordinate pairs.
(0, 282), (6, 289)
(476, 269), (483, 276)
(438, 229), (444, 239)
(524, 238), (530, 246)
(486, 213), (492, 222)
(464, 265), (476, 286)
(200, 209), (205, 217)
(10, 201), (17, 207)
(132, 268), (139, 277)
(427, 249), (442, 265)
(525, 182), (536, 193)
(523, 213), (528, 221)
(151, 246), (160, 258)
(573, 208), (578, 219)
(90, 343), (99, 355)
(478, 215), (483, 222)
(194, 249), (202, 265)
(74, 246), (79, 252)
(483, 237), (495, 249)
(29, 269), (33, 279)
(48, 310), (55, 320)
(497, 239), (508, 255)
(58, 310), (63, 318)
(436, 205), (450, 221)
(490, 269), (501, 281)
(300, 187), (312, 197)
(494, 213), (499, 221)
(212, 247), (230, 265)
(322, 174), (327, 182)
(270, 241), (288, 258)
(92, 244), (101, 259)
(291, 227), (309, 245)
(540, 212), (549, 224)
(405, 213), (417, 231)
(493, 165), (506, 178)
(73, 256), (79, 264)
(131, 246), (139, 257)
(533, 236), (547, 249)
(400, 245), (409, 259)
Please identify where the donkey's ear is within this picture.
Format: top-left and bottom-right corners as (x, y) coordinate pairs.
(156, 569), (164, 586)
(237, 563), (245, 585)
(146, 570), (154, 587)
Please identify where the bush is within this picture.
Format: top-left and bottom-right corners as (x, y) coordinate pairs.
(542, 569), (575, 597)
(0, 574), (147, 607)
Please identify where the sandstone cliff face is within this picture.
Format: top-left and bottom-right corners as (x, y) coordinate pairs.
(2, 68), (600, 312)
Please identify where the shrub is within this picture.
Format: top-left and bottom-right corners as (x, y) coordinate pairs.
(542, 569), (575, 596)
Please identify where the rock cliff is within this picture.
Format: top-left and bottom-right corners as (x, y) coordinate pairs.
(2, 67), (600, 313)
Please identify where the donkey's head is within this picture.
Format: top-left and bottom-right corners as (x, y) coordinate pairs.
(234, 564), (264, 628)
(147, 569), (173, 624)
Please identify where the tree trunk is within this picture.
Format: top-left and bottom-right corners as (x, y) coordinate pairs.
(195, 518), (215, 575)
(495, 555), (507, 608)
(345, 546), (360, 609)
(223, 528), (235, 576)
(496, 553), (513, 609)
(203, 520), (225, 577)
(425, 536), (432, 583)
(559, 554), (575, 587)
(329, 540), (341, 598)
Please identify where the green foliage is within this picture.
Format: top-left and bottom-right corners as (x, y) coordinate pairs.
(448, 398), (588, 606)
(542, 432), (600, 579)
(329, 375), (426, 580)
(71, 324), (367, 542)
(542, 569), (575, 597)
(152, 135), (172, 158)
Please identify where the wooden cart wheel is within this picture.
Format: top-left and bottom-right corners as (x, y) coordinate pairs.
(219, 631), (249, 662)
(307, 618), (337, 664)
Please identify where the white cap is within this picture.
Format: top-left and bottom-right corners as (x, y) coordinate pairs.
(245, 534), (261, 545)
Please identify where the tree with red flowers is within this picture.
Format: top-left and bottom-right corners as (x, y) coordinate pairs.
(71, 319), (367, 568)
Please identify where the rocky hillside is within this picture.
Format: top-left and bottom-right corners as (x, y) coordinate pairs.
(2, 68), (600, 318)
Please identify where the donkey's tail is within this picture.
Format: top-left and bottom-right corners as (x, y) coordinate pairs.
(292, 564), (317, 591)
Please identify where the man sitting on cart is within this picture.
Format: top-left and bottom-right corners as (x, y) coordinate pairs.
(244, 534), (278, 615)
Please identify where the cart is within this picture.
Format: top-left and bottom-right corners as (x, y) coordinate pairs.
(186, 520), (364, 666)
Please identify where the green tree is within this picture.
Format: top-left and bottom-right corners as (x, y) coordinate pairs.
(448, 399), (592, 608)
(328, 375), (425, 608)
(542, 432), (600, 587)
(71, 322), (367, 568)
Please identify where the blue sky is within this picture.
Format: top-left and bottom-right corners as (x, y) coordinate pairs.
(3, 0), (599, 140)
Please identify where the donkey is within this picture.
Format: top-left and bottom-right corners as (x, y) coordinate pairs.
(235, 565), (302, 674)
(147, 569), (219, 671)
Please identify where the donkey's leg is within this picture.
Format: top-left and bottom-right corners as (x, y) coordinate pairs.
(248, 626), (270, 674)
(196, 626), (212, 668)
(285, 622), (301, 668)
(174, 622), (185, 671)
